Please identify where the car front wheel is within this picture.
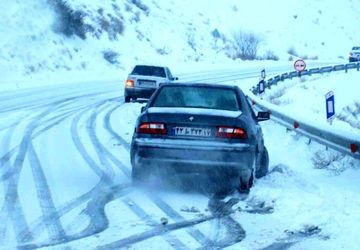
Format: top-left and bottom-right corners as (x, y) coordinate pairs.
(125, 96), (131, 103)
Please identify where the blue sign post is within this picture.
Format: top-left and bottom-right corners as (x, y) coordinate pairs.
(261, 69), (266, 80)
(326, 91), (335, 124)
(258, 80), (265, 96)
(258, 69), (266, 96)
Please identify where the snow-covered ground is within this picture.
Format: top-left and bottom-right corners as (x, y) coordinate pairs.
(261, 70), (360, 134)
(1, 0), (360, 249)
(0, 66), (359, 249)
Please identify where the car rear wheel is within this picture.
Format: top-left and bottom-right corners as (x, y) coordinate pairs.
(238, 170), (253, 194)
(125, 96), (131, 103)
(255, 147), (269, 178)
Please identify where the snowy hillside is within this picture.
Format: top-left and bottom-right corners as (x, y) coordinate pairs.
(1, 0), (360, 86)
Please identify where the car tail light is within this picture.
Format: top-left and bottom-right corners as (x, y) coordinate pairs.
(125, 79), (134, 87)
(349, 52), (353, 57)
(216, 126), (247, 139)
(137, 122), (167, 135)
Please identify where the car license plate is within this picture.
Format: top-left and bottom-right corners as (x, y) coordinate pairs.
(173, 127), (212, 137)
(138, 80), (156, 87)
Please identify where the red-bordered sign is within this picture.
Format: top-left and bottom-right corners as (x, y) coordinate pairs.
(294, 59), (306, 72)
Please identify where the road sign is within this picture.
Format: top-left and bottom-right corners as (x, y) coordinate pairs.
(325, 91), (335, 124)
(294, 59), (306, 72)
(258, 80), (265, 95)
(260, 69), (266, 80)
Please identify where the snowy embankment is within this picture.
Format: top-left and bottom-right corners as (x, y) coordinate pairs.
(258, 70), (360, 136)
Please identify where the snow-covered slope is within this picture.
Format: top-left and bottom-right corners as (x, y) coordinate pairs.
(1, 0), (360, 86)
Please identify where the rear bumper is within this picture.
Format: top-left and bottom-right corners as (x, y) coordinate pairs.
(349, 56), (360, 62)
(131, 138), (255, 176)
(125, 87), (156, 99)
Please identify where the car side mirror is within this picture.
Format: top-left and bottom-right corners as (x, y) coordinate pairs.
(257, 111), (270, 122)
(141, 106), (146, 113)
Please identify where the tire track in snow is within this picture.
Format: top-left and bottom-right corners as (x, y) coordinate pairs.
(121, 197), (189, 250)
(13, 184), (133, 250)
(0, 95), (112, 245)
(0, 117), (17, 245)
(25, 143), (67, 242)
(103, 103), (131, 151)
(70, 103), (113, 183)
(87, 99), (120, 180)
(5, 98), (88, 244)
(16, 96), (133, 248)
(96, 205), (239, 250)
(0, 102), (66, 244)
(0, 96), (98, 182)
(97, 100), (132, 176)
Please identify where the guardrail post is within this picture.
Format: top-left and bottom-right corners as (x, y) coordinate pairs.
(357, 63), (360, 71)
(345, 64), (348, 73)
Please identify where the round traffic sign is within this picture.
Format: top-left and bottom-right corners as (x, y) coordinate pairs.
(294, 59), (306, 72)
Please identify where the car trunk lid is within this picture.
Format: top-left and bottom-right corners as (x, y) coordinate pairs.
(144, 107), (244, 140)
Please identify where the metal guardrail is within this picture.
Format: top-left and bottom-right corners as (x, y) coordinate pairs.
(249, 62), (360, 159)
(251, 62), (360, 94)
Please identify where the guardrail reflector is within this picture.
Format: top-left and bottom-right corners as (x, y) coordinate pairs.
(294, 121), (299, 129)
(350, 143), (358, 153)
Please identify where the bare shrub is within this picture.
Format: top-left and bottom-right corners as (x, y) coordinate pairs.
(103, 50), (120, 65)
(263, 50), (279, 61)
(131, 0), (149, 15)
(187, 33), (196, 52)
(287, 46), (298, 56)
(51, 0), (90, 39)
(336, 102), (360, 129)
(156, 47), (170, 55)
(301, 55), (309, 60)
(232, 30), (261, 60)
(312, 150), (348, 174)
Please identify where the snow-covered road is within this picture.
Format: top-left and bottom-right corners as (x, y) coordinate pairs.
(0, 65), (359, 249)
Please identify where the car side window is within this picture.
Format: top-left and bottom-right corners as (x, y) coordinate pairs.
(166, 68), (173, 79)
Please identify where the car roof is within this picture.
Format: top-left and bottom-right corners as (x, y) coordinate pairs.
(133, 64), (167, 68)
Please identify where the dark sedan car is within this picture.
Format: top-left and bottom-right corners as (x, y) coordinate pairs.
(130, 83), (270, 193)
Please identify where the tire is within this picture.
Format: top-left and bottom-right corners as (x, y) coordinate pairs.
(125, 96), (131, 103)
(255, 147), (269, 178)
(238, 170), (254, 194)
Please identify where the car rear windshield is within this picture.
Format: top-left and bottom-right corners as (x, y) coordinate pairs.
(352, 47), (360, 50)
(131, 65), (166, 77)
(150, 86), (240, 111)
